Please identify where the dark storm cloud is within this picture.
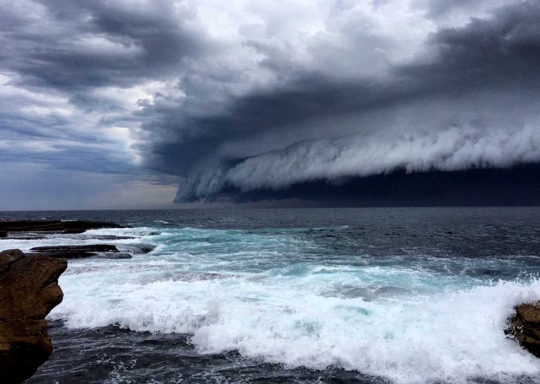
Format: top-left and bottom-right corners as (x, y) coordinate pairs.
(143, 77), (408, 174)
(215, 164), (540, 207)
(3, 0), (203, 91)
(0, 0), (206, 178)
(149, 0), (540, 202)
(1, 0), (539, 206)
(408, 1), (540, 91)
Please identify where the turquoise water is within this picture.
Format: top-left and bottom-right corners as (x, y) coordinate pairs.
(2, 208), (540, 383)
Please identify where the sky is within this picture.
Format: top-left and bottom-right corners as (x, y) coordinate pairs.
(0, 0), (539, 209)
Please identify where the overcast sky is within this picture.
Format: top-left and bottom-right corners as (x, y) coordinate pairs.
(0, 0), (539, 209)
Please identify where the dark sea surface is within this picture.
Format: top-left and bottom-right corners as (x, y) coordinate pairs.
(2, 207), (540, 383)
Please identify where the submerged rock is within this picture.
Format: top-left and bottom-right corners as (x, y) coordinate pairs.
(93, 252), (132, 259)
(121, 243), (156, 255)
(506, 302), (540, 357)
(0, 249), (67, 383)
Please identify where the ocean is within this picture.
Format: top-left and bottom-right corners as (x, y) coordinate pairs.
(1, 207), (540, 384)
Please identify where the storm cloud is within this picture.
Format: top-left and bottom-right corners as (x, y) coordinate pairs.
(1, 0), (539, 207)
(170, 0), (540, 202)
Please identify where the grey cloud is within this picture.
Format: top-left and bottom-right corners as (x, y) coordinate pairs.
(1, 0), (539, 207)
(425, 0), (515, 19)
(226, 107), (540, 190)
(174, 90), (540, 202)
(169, 1), (540, 202)
(406, 1), (540, 92)
(143, 75), (418, 179)
(0, 0), (208, 180)
(4, 0), (203, 91)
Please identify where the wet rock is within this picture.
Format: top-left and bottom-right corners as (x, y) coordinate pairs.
(122, 244), (155, 255)
(85, 235), (135, 241)
(506, 302), (540, 357)
(0, 249), (67, 383)
(0, 235), (46, 241)
(137, 245), (155, 254)
(93, 252), (132, 259)
(29, 244), (120, 259)
(0, 220), (127, 238)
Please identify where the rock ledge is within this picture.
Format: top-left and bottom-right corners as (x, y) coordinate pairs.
(0, 220), (126, 239)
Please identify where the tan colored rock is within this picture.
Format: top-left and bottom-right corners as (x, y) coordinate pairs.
(0, 249), (67, 383)
(507, 301), (540, 358)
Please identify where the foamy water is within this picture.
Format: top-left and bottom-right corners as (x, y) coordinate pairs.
(11, 226), (532, 383)
(5, 208), (540, 384)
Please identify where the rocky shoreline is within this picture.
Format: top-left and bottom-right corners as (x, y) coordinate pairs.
(0, 249), (67, 383)
(506, 302), (540, 358)
(29, 244), (132, 259)
(0, 220), (127, 239)
(0, 219), (539, 382)
(0, 219), (154, 260)
(0, 219), (145, 382)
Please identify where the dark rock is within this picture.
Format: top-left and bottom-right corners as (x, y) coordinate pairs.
(506, 302), (540, 357)
(61, 229), (86, 234)
(93, 252), (132, 259)
(30, 244), (118, 252)
(138, 245), (155, 254)
(86, 235), (135, 241)
(29, 244), (120, 259)
(0, 220), (127, 238)
(122, 244), (156, 254)
(0, 249), (67, 383)
(0, 235), (46, 241)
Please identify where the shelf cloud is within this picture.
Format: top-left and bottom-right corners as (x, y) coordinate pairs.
(1, 0), (539, 206)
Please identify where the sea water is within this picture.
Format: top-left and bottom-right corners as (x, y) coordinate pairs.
(2, 207), (540, 383)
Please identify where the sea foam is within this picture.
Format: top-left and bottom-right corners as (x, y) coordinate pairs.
(47, 227), (540, 384)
